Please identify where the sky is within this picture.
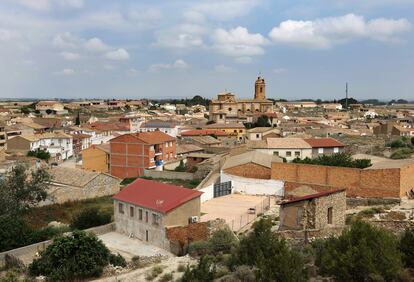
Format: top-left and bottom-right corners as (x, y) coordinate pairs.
(0, 0), (413, 100)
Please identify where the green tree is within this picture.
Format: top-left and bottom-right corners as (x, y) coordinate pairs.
(75, 111), (81, 125)
(231, 218), (307, 282)
(175, 160), (186, 172)
(29, 231), (125, 281)
(70, 207), (111, 230)
(27, 149), (51, 160)
(181, 256), (216, 282)
(292, 152), (371, 169)
(315, 220), (402, 281)
(254, 115), (271, 127)
(400, 228), (414, 268)
(0, 164), (50, 217)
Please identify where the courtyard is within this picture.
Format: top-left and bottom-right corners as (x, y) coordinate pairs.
(200, 194), (272, 232)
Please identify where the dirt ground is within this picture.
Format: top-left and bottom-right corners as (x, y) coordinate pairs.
(200, 194), (272, 232)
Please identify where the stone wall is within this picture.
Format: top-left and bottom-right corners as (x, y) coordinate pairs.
(272, 162), (406, 198)
(41, 174), (120, 205)
(143, 169), (195, 180)
(224, 163), (271, 179)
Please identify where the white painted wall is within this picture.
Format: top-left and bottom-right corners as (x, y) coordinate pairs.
(221, 172), (284, 196)
(198, 184), (214, 203)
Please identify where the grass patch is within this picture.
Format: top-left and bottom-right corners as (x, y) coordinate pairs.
(23, 196), (113, 229)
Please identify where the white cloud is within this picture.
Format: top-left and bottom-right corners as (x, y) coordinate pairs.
(105, 48), (130, 60)
(154, 24), (206, 49)
(56, 68), (75, 75)
(148, 59), (189, 72)
(235, 56), (253, 64)
(58, 0), (84, 9)
(183, 11), (205, 23)
(211, 26), (268, 56)
(52, 32), (79, 49)
(60, 51), (80, 60)
(19, 0), (50, 11)
(214, 65), (234, 73)
(0, 29), (21, 41)
(85, 37), (110, 52)
(268, 14), (411, 49)
(18, 0), (84, 11)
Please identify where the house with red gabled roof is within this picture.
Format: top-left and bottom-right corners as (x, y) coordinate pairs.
(303, 137), (345, 158)
(110, 131), (176, 179)
(113, 178), (202, 248)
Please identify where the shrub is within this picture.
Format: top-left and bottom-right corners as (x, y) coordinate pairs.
(146, 265), (164, 281)
(177, 264), (186, 272)
(27, 149), (50, 160)
(29, 231), (125, 281)
(390, 139), (406, 148)
(209, 229), (237, 254)
(109, 253), (127, 267)
(390, 148), (414, 159)
(315, 220), (402, 282)
(399, 228), (414, 268)
(188, 241), (212, 257)
(231, 218), (307, 282)
(411, 137), (414, 146)
(70, 207), (111, 230)
(175, 160), (186, 172)
(181, 256), (216, 282)
(159, 273), (174, 282)
(292, 152), (371, 169)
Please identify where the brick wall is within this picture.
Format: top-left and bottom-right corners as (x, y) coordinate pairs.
(224, 163), (271, 179)
(272, 162), (405, 198)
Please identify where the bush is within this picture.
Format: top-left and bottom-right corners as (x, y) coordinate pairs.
(27, 149), (51, 160)
(109, 253), (127, 267)
(188, 241), (212, 257)
(29, 231), (125, 281)
(390, 148), (414, 159)
(181, 256), (216, 282)
(400, 228), (414, 268)
(315, 220), (402, 282)
(177, 264), (186, 272)
(209, 229), (237, 254)
(231, 218), (307, 282)
(292, 152), (371, 169)
(70, 207), (111, 230)
(146, 265), (164, 281)
(159, 273), (174, 282)
(411, 137), (414, 146)
(390, 139), (406, 148)
(175, 160), (186, 172)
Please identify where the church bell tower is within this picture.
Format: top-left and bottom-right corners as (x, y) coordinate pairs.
(254, 76), (266, 100)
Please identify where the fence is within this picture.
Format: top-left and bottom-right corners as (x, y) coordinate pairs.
(228, 196), (271, 232)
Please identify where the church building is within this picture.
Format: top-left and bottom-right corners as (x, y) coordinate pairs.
(209, 76), (273, 124)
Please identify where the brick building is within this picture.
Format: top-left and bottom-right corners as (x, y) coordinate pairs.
(110, 131), (176, 179)
(82, 144), (110, 173)
(279, 189), (346, 231)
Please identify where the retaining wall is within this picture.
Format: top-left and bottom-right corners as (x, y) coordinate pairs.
(143, 169), (194, 180)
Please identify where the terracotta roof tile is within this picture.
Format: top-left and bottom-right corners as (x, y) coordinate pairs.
(304, 138), (345, 148)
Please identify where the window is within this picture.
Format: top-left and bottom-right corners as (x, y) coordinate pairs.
(328, 207), (333, 224)
(333, 147), (339, 153)
(139, 209), (143, 220)
(219, 114), (223, 119)
(152, 213), (159, 225)
(169, 141), (172, 147)
(118, 203), (124, 214)
(295, 151), (300, 157)
(145, 211), (148, 223)
(318, 148), (324, 154)
(256, 134), (260, 138)
(228, 107), (232, 112)
(130, 206), (134, 217)
(165, 142), (168, 148)
(170, 152), (173, 159)
(234, 130), (237, 133)
(286, 151), (292, 157)
(273, 151), (279, 156)
(239, 130), (242, 133)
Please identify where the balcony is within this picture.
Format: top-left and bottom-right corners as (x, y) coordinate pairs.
(154, 149), (162, 156)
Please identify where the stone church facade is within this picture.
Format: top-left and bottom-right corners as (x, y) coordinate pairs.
(209, 76), (273, 124)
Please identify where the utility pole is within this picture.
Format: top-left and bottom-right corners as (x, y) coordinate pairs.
(345, 82), (349, 109)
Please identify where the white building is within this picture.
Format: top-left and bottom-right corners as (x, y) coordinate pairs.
(249, 138), (313, 161)
(139, 120), (179, 137)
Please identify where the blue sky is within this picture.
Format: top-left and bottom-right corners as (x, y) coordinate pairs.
(0, 0), (413, 100)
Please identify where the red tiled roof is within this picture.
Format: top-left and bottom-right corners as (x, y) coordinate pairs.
(181, 129), (228, 136)
(87, 122), (130, 132)
(113, 179), (202, 214)
(304, 138), (345, 148)
(135, 131), (175, 144)
(281, 189), (346, 205)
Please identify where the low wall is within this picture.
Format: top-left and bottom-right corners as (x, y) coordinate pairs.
(0, 223), (115, 267)
(143, 169), (194, 180)
(198, 184), (214, 203)
(221, 172), (284, 196)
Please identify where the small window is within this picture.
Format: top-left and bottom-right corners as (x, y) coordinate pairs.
(318, 148), (324, 154)
(152, 213), (159, 225)
(139, 209), (143, 220)
(328, 207), (333, 224)
(228, 107), (232, 112)
(145, 211), (149, 223)
(286, 151), (292, 157)
(234, 130), (237, 133)
(165, 142), (168, 148)
(333, 147), (339, 153)
(130, 206), (134, 217)
(273, 151), (279, 156)
(170, 141), (173, 147)
(239, 130), (242, 133)
(295, 151), (300, 157)
(256, 134), (260, 138)
(119, 203), (124, 214)
(170, 152), (173, 158)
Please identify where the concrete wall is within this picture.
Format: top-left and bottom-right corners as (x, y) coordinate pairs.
(271, 162), (403, 198)
(6, 136), (30, 153)
(221, 172), (284, 196)
(0, 223), (115, 267)
(164, 197), (201, 227)
(198, 184), (214, 203)
(255, 148), (312, 161)
(143, 169), (194, 180)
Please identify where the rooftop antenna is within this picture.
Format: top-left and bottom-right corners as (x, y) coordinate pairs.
(345, 82), (349, 109)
